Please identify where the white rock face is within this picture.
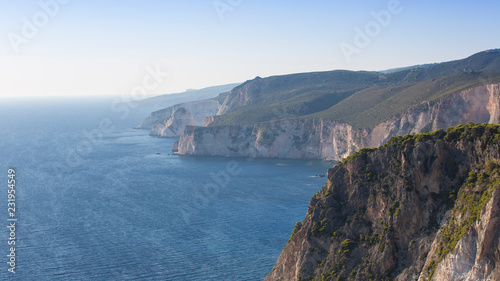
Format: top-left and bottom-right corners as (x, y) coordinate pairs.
(174, 84), (500, 160)
(136, 99), (221, 138)
(418, 183), (500, 281)
(217, 77), (267, 115)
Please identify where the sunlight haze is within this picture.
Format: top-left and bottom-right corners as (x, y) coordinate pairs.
(1, 0), (499, 97)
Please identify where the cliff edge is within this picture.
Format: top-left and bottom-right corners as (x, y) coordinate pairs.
(265, 123), (500, 281)
(136, 99), (221, 138)
(174, 84), (500, 160)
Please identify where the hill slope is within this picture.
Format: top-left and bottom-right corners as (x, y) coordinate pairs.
(212, 71), (385, 126)
(172, 50), (500, 160)
(174, 83), (500, 161)
(308, 71), (500, 129)
(208, 50), (500, 129)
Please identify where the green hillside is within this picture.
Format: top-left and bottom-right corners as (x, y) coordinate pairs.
(209, 50), (500, 128)
(308, 71), (500, 129)
(211, 70), (385, 126)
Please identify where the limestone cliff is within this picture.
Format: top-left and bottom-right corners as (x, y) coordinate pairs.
(174, 84), (500, 160)
(217, 76), (268, 115)
(136, 99), (220, 138)
(265, 123), (500, 281)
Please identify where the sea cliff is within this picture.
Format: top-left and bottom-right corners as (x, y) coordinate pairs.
(136, 99), (221, 138)
(265, 123), (500, 280)
(174, 84), (500, 160)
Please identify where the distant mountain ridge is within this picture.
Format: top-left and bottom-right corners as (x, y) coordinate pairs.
(170, 50), (500, 161)
(136, 82), (240, 108)
(135, 83), (240, 137)
(208, 50), (500, 129)
(380, 63), (437, 74)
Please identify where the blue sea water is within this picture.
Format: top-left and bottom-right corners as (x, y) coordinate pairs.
(0, 97), (331, 280)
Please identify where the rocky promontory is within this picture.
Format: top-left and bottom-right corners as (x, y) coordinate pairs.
(174, 84), (500, 161)
(136, 99), (221, 138)
(265, 123), (500, 280)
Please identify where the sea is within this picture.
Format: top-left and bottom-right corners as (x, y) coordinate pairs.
(0, 96), (331, 280)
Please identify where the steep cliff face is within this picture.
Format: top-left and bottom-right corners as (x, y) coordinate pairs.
(265, 123), (500, 281)
(173, 119), (365, 159)
(368, 84), (500, 148)
(174, 84), (500, 160)
(217, 77), (268, 115)
(136, 99), (220, 137)
(149, 107), (197, 138)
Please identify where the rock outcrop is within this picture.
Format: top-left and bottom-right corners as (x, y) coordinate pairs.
(136, 99), (221, 138)
(217, 76), (267, 115)
(265, 123), (500, 281)
(174, 84), (500, 160)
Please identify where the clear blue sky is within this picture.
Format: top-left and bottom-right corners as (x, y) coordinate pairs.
(1, 0), (499, 97)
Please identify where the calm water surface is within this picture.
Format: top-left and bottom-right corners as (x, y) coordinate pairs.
(0, 97), (331, 280)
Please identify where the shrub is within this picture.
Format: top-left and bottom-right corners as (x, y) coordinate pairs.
(290, 221), (302, 240)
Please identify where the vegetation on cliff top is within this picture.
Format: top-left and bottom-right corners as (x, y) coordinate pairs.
(210, 51), (500, 129)
(284, 123), (500, 281)
(308, 72), (500, 129)
(338, 122), (500, 166)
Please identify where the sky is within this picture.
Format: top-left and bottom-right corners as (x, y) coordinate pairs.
(0, 0), (499, 97)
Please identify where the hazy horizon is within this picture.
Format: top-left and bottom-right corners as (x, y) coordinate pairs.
(1, 0), (500, 97)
